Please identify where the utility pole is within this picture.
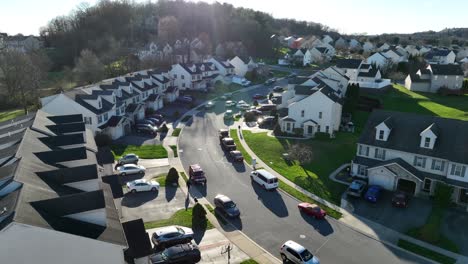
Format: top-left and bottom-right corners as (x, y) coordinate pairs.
(221, 243), (233, 264)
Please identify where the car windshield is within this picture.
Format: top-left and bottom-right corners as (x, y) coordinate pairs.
(160, 251), (169, 260)
(193, 170), (203, 176)
(224, 201), (236, 208)
(300, 249), (314, 261)
(350, 182), (362, 190)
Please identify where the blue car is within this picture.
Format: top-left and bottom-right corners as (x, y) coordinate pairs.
(365, 185), (382, 203)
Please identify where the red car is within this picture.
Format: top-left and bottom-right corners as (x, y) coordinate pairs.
(298, 202), (326, 219)
(392, 191), (409, 208)
(252, 94), (266, 100)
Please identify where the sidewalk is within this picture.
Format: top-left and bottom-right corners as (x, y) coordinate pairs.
(235, 126), (468, 264)
(160, 119), (281, 264)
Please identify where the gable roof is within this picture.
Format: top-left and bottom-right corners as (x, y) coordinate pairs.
(429, 64), (463, 76)
(336, 59), (362, 69)
(122, 219), (153, 259)
(358, 68), (379, 77)
(359, 110), (468, 164)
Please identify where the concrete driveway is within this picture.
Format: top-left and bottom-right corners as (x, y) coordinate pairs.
(348, 190), (432, 233)
(442, 208), (468, 255)
(120, 186), (187, 222)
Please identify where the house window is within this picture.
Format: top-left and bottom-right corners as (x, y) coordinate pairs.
(413, 156), (427, 168)
(317, 125), (321, 132)
(358, 145), (369, 156)
(104, 113), (109, 121)
(374, 148), (386, 160)
(431, 159), (445, 171)
(459, 188), (468, 204)
(286, 123), (291, 131)
(319, 112), (322, 119)
(182, 83), (185, 88)
(98, 100), (102, 108)
(116, 108), (120, 115)
(422, 179), (432, 192)
(97, 115), (103, 123)
(301, 110), (304, 117)
(451, 164), (466, 177)
(83, 117), (92, 125)
(326, 126), (329, 133)
(424, 137), (431, 148)
(378, 130), (384, 140)
(173, 74), (177, 78)
(182, 75), (185, 79)
(307, 126), (313, 134)
(358, 165), (368, 176)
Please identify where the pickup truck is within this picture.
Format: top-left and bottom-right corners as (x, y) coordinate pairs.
(220, 137), (236, 151)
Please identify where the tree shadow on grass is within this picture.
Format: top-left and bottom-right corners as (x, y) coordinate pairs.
(165, 186), (177, 202)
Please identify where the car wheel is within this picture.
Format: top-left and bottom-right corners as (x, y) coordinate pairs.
(139, 170), (144, 174)
(262, 184), (266, 190)
(121, 172), (126, 176)
(151, 187), (157, 192)
(131, 189), (137, 193)
(281, 253), (288, 262)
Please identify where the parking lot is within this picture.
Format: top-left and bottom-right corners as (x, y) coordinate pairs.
(347, 190), (432, 233)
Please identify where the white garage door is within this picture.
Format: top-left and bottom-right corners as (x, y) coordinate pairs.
(369, 173), (395, 190)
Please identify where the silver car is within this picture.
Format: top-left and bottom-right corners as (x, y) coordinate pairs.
(116, 164), (145, 176)
(151, 226), (194, 247)
(118, 153), (139, 165)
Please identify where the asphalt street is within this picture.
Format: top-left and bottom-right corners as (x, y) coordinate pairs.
(178, 83), (431, 264)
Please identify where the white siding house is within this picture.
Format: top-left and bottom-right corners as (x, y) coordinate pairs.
(229, 56), (248, 77)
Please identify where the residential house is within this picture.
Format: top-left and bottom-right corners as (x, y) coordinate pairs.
(0, 110), (128, 263)
(303, 47), (329, 66)
(137, 42), (162, 60)
(278, 76), (343, 137)
(405, 45), (422, 57)
(207, 58), (235, 77)
(336, 59), (363, 80)
(382, 48), (408, 64)
(366, 52), (392, 70)
(170, 63), (205, 91)
(322, 35), (334, 45)
(229, 56), (249, 77)
(148, 69), (179, 103)
(334, 37), (348, 50)
(425, 49), (456, 64)
(162, 44), (173, 60)
(286, 48), (308, 65)
(377, 43), (390, 51)
(362, 41), (375, 53)
(348, 39), (362, 51)
(405, 64), (464, 93)
(3, 34), (42, 52)
(351, 110), (468, 209)
(337, 59), (391, 89)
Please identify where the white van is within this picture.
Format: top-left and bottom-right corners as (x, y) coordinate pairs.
(250, 169), (279, 190)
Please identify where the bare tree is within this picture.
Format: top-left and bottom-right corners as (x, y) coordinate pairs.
(158, 16), (180, 44)
(0, 50), (44, 114)
(73, 49), (105, 84)
(288, 144), (313, 165)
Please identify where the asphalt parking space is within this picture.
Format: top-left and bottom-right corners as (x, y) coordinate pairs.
(348, 190), (432, 233)
(120, 186), (187, 222)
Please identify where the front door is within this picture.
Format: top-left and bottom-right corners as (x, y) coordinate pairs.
(459, 188), (468, 204)
(307, 125), (313, 135)
(397, 179), (416, 195)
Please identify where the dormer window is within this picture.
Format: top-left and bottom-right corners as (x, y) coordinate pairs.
(98, 100), (102, 108)
(378, 130), (384, 140)
(424, 137), (430, 148)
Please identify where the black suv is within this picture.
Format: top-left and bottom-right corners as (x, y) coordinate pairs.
(136, 124), (157, 135)
(150, 243), (201, 264)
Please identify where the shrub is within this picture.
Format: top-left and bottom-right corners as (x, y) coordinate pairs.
(253, 100), (259, 106)
(166, 167), (179, 185)
(433, 182), (453, 208)
(192, 203), (208, 230)
(174, 111), (180, 118)
(314, 132), (331, 140)
(159, 123), (169, 133)
(244, 111), (257, 122)
(94, 132), (112, 147)
(293, 128), (303, 136)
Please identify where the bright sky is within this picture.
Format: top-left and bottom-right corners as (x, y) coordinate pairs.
(0, 0), (467, 36)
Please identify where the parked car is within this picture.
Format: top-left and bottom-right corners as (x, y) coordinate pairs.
(150, 243), (201, 264)
(205, 101), (215, 109)
(280, 240), (320, 264)
(146, 117), (162, 126)
(188, 164), (207, 184)
(116, 164), (146, 176)
(273, 86), (284, 92)
(214, 194), (240, 218)
(250, 169), (278, 190)
(147, 113), (164, 120)
(219, 129), (229, 140)
(151, 226), (194, 247)
(229, 150), (244, 162)
(364, 185), (382, 203)
(252, 94), (266, 100)
(264, 78), (276, 85)
(236, 100), (250, 110)
(245, 109), (263, 116)
(118, 153), (139, 165)
(346, 180), (367, 197)
(126, 179), (160, 193)
(256, 104), (277, 112)
(257, 116), (276, 128)
(224, 109), (233, 119)
(221, 137), (236, 151)
(241, 80), (251, 87)
(392, 191), (410, 208)
(139, 119), (156, 126)
(297, 202), (326, 219)
(177, 96), (193, 104)
(225, 100), (236, 107)
(136, 124), (158, 135)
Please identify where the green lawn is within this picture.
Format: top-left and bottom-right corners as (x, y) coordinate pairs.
(110, 145), (168, 159)
(152, 174), (168, 187)
(240, 260), (259, 264)
(230, 129), (253, 165)
(172, 128), (182, 137)
(368, 84), (468, 121)
(180, 171), (188, 182)
(397, 239), (456, 264)
(270, 70), (290, 78)
(169, 145), (178, 157)
(243, 130), (356, 204)
(0, 109), (25, 122)
(144, 208), (214, 230)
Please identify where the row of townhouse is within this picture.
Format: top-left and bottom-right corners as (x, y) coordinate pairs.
(335, 59), (392, 89)
(281, 43), (335, 66)
(273, 65), (350, 138)
(40, 58), (236, 140)
(351, 110), (468, 209)
(404, 63), (464, 93)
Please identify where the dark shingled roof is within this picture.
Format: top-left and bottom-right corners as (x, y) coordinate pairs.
(166, 86), (178, 93)
(180, 63), (202, 74)
(47, 114), (83, 124)
(288, 76), (310, 85)
(45, 122), (85, 135)
(38, 133), (85, 148)
(336, 59), (362, 69)
(429, 64), (463, 76)
(74, 95), (115, 115)
(0, 160), (19, 182)
(126, 103), (142, 113)
(98, 116), (125, 129)
(35, 164), (98, 184)
(359, 110), (468, 164)
(358, 68), (379, 77)
(316, 47), (328, 53)
(408, 74), (431, 83)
